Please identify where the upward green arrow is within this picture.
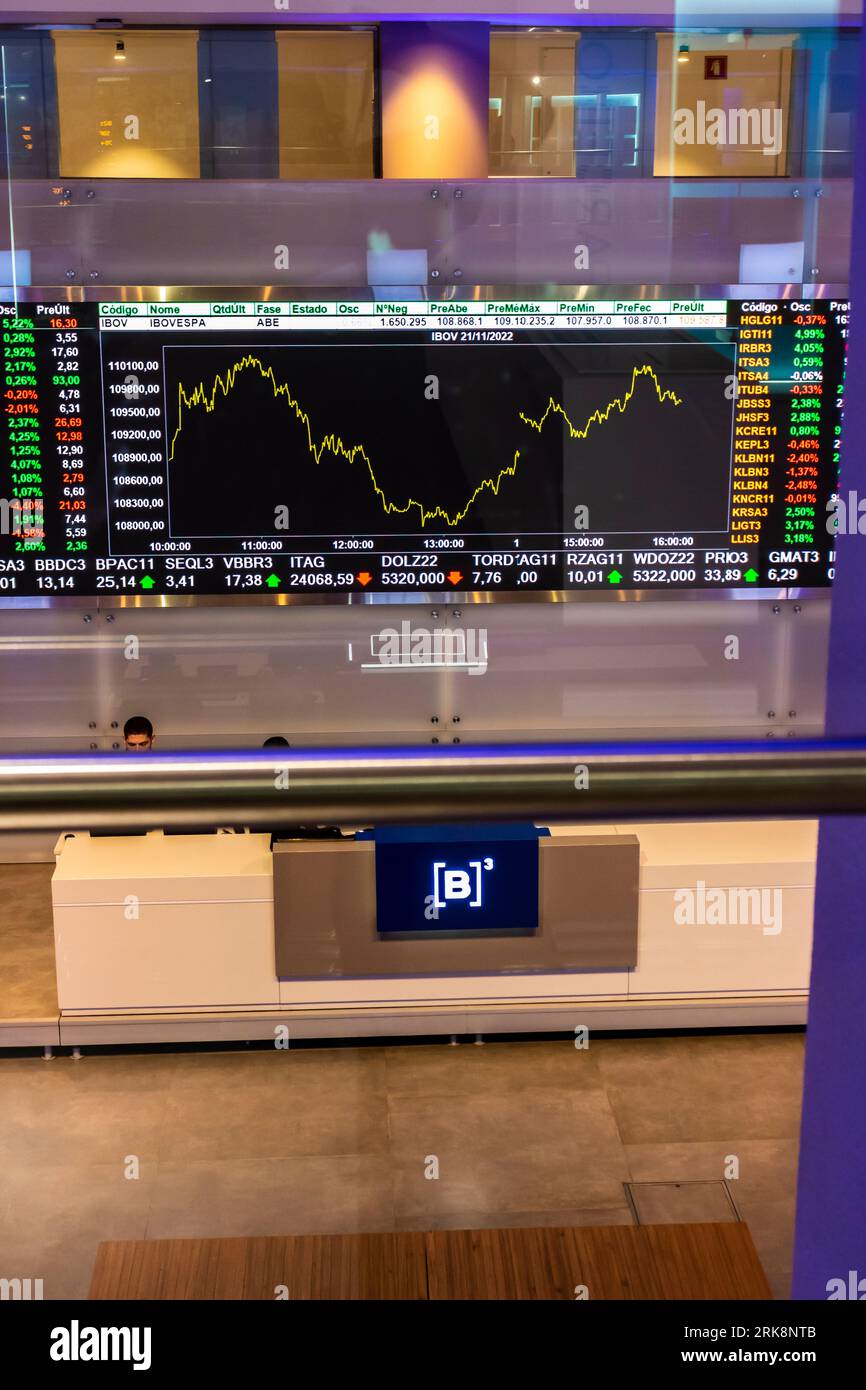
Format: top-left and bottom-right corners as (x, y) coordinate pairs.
(607, 569), (622, 585)
(744, 568), (759, 583)
(266, 573), (281, 588)
(139, 574), (155, 590)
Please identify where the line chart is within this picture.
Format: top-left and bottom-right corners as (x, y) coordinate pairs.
(167, 355), (685, 529)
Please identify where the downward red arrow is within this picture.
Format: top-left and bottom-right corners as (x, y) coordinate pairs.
(356, 571), (372, 587)
(446, 570), (464, 585)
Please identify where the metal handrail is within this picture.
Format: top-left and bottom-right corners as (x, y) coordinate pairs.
(1, 740), (865, 832)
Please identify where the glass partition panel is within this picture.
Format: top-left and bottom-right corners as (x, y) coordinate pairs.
(489, 31), (579, 178)
(0, 600), (832, 753)
(0, 176), (852, 291)
(574, 30), (653, 180)
(0, 178), (454, 288)
(797, 25), (859, 179)
(654, 31), (795, 178)
(275, 29), (375, 179)
(445, 177), (850, 288)
(51, 29), (201, 179)
(0, 31), (54, 182)
(199, 30), (279, 181)
(814, 174), (854, 282)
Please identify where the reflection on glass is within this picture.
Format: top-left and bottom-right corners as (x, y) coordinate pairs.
(52, 29), (201, 178)
(276, 30), (374, 179)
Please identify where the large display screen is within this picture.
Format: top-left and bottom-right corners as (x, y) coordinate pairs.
(0, 296), (847, 599)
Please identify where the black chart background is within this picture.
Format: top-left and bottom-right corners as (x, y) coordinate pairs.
(159, 334), (737, 539)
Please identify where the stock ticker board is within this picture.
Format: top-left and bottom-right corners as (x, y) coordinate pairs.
(0, 296), (848, 599)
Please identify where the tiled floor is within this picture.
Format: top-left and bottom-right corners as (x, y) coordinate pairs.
(0, 1032), (804, 1299)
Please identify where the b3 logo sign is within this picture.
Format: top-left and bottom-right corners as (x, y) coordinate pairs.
(432, 857), (494, 910)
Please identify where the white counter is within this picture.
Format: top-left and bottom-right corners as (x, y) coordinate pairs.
(52, 830), (276, 1011)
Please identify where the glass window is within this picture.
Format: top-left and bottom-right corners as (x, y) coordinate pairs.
(489, 31), (579, 177)
(276, 29), (375, 179)
(654, 32), (794, 177)
(51, 29), (201, 178)
(0, 32), (55, 179)
(573, 32), (652, 178)
(199, 31), (279, 180)
(819, 28), (858, 178)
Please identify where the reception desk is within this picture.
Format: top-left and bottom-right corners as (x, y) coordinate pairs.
(51, 820), (819, 1044)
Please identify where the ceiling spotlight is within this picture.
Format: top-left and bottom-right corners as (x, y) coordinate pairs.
(677, 44), (690, 64)
(531, 74), (542, 86)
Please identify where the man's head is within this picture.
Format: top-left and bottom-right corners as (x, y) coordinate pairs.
(123, 715), (154, 752)
(262, 736), (290, 749)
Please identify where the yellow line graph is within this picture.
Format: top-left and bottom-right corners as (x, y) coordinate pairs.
(518, 363), (683, 437)
(168, 356), (683, 529)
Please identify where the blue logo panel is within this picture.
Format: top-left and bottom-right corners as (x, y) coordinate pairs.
(374, 831), (540, 938)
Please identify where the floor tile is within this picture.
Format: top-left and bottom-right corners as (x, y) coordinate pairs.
(0, 1162), (156, 1301)
(384, 1039), (606, 1098)
(156, 1047), (389, 1161)
(0, 1054), (177, 1166)
(145, 1156), (395, 1240)
(388, 1088), (631, 1219)
(594, 1034), (805, 1144)
(396, 1206), (635, 1232)
(624, 1137), (799, 1200)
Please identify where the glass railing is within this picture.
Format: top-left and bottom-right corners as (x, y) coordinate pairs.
(0, 175), (851, 290)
